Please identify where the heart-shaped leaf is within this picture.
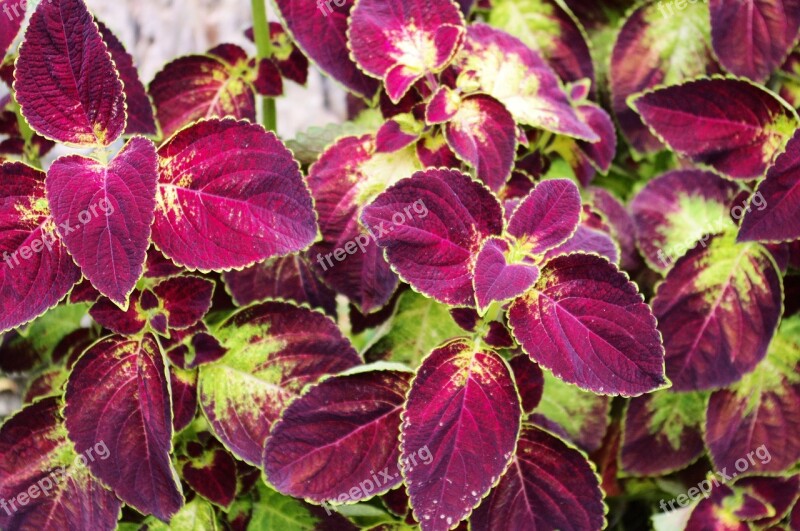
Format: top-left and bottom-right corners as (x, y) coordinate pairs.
(0, 397), (122, 529)
(402, 340), (520, 530)
(198, 301), (361, 465)
(470, 425), (605, 531)
(473, 236), (540, 313)
(153, 274), (214, 329)
(64, 334), (183, 520)
(264, 369), (411, 503)
(153, 119), (317, 271)
(15, 0), (126, 145)
(653, 233), (782, 390)
(361, 168), (503, 307)
(46, 137), (157, 307)
(508, 253), (667, 396)
(0, 163), (81, 333)
(738, 129), (800, 243)
(507, 179), (582, 256)
(630, 78), (798, 179)
(710, 0), (800, 82)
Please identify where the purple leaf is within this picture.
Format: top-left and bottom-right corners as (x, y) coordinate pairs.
(630, 78), (798, 179)
(509, 354), (544, 414)
(402, 340), (520, 529)
(361, 168), (503, 306)
(15, 0), (126, 145)
(264, 369), (411, 503)
(46, 137), (157, 307)
(507, 179), (582, 255)
(473, 236), (540, 313)
(64, 334), (183, 520)
(90, 291), (146, 335)
(739, 129), (800, 243)
(152, 119), (317, 271)
(178, 435), (237, 509)
(0, 0), (22, 57)
(153, 274), (215, 329)
(508, 253), (667, 396)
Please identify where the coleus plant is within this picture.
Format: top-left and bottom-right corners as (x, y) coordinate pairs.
(0, 0), (799, 529)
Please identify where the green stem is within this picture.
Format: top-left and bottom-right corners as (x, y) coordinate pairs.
(251, 0), (277, 132)
(11, 98), (41, 168)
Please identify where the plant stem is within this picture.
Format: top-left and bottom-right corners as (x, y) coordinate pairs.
(11, 98), (41, 169)
(250, 0), (277, 132)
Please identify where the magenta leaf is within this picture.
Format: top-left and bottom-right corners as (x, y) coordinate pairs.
(264, 369), (411, 503)
(198, 301), (361, 465)
(471, 425), (605, 531)
(15, 0), (126, 146)
(473, 236), (540, 313)
(349, 0), (465, 102)
(97, 21), (157, 136)
(46, 137), (157, 307)
(0, 0), (22, 57)
(0, 397), (122, 529)
(710, 0), (800, 82)
(273, 0), (379, 99)
(507, 178), (582, 255)
(630, 78), (798, 179)
(361, 168), (504, 306)
(64, 333), (183, 520)
(153, 274), (215, 329)
(508, 253), (667, 396)
(149, 50), (256, 140)
(170, 367), (198, 433)
(0, 163), (81, 333)
(509, 354), (544, 414)
(89, 291), (146, 335)
(178, 436), (237, 509)
(739, 129), (800, 243)
(152, 119), (317, 271)
(163, 322), (226, 370)
(402, 340), (520, 529)
(653, 233), (782, 391)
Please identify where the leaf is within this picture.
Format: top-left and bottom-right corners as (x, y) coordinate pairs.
(272, 0), (379, 99)
(177, 436), (237, 509)
(610, 0), (716, 153)
(264, 369), (411, 503)
(509, 354), (544, 414)
(508, 253), (667, 396)
(64, 334), (183, 520)
(0, 0), (23, 57)
(248, 482), (357, 529)
(454, 23), (598, 141)
(170, 367), (198, 433)
(488, 0), (594, 87)
(308, 135), (422, 313)
(364, 290), (464, 367)
(145, 497), (218, 530)
(89, 291), (146, 335)
(163, 322), (226, 370)
(222, 254), (336, 315)
(0, 162), (81, 333)
(470, 425), (605, 531)
(705, 316), (800, 475)
(362, 168), (504, 307)
(401, 340), (520, 529)
(535, 370), (610, 452)
(710, 0), (800, 82)
(621, 390), (707, 476)
(153, 275), (215, 329)
(14, 0), (126, 145)
(149, 51), (255, 139)
(630, 169), (742, 271)
(652, 232), (782, 391)
(46, 137), (158, 307)
(473, 236), (540, 313)
(97, 21), (158, 136)
(349, 0), (465, 102)
(198, 301), (361, 465)
(0, 397), (122, 530)
(153, 119), (317, 271)
(630, 78), (798, 179)
(738, 129), (800, 243)
(507, 178), (582, 255)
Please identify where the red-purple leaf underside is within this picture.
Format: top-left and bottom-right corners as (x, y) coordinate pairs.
(15, 0), (126, 145)
(153, 119), (317, 271)
(46, 137), (158, 307)
(471, 425), (605, 531)
(264, 370), (411, 502)
(710, 0), (800, 82)
(631, 78), (798, 179)
(473, 236), (540, 313)
(738, 128), (800, 243)
(508, 253), (667, 396)
(273, 0), (379, 99)
(64, 334), (183, 520)
(0, 163), (81, 333)
(402, 340), (521, 530)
